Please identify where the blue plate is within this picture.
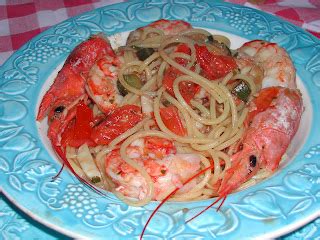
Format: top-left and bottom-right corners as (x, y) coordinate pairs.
(1, 1), (320, 239)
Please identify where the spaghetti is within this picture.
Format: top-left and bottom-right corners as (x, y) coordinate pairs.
(56, 21), (302, 208)
(64, 25), (269, 206)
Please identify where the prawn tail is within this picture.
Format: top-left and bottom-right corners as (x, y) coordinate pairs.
(140, 165), (213, 240)
(185, 195), (227, 224)
(52, 143), (107, 197)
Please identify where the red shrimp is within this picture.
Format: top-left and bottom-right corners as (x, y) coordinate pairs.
(237, 40), (296, 89)
(37, 33), (114, 121)
(105, 136), (202, 201)
(38, 32), (131, 149)
(220, 87), (302, 193)
(186, 86), (303, 222)
(37, 33), (116, 147)
(86, 51), (123, 115)
(37, 34), (146, 193)
(37, 33), (145, 192)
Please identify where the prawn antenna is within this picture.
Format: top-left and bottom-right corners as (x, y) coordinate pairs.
(53, 144), (107, 197)
(217, 195), (227, 212)
(185, 195), (227, 224)
(51, 163), (65, 182)
(140, 165), (213, 240)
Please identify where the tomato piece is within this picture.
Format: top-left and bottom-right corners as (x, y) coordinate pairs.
(163, 67), (200, 104)
(195, 44), (237, 80)
(160, 106), (186, 136)
(175, 43), (191, 65)
(175, 43), (190, 54)
(163, 66), (180, 96)
(180, 81), (200, 104)
(61, 101), (96, 148)
(92, 105), (143, 145)
(74, 102), (94, 140)
(163, 43), (200, 103)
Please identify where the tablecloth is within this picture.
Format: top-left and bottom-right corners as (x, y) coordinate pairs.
(0, 0), (320, 239)
(227, 0), (320, 38)
(1, 0), (320, 65)
(0, 0), (124, 66)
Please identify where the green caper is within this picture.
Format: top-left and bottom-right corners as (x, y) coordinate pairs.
(91, 176), (101, 184)
(136, 48), (155, 61)
(117, 74), (142, 96)
(232, 80), (251, 102)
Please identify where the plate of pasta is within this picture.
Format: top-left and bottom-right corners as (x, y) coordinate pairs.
(1, 1), (320, 239)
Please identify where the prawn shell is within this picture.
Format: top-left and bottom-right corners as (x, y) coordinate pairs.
(238, 40), (296, 89)
(218, 87), (303, 197)
(37, 33), (113, 121)
(105, 137), (202, 201)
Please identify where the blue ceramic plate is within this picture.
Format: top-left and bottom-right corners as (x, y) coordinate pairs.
(1, 1), (320, 239)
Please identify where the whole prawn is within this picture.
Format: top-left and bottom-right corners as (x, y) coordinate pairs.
(37, 33), (117, 147)
(37, 33), (114, 122)
(185, 86), (303, 223)
(220, 87), (303, 194)
(37, 32), (132, 149)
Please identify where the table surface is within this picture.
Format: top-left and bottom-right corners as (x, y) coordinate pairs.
(0, 0), (319, 239)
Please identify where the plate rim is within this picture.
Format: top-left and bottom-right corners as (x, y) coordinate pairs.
(1, 0), (320, 239)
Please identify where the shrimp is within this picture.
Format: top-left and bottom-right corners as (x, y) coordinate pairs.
(35, 35), (145, 203)
(37, 33), (117, 146)
(86, 54), (123, 114)
(235, 56), (264, 89)
(91, 105), (143, 145)
(105, 136), (202, 201)
(37, 33), (114, 122)
(219, 86), (303, 195)
(237, 40), (296, 89)
(126, 19), (192, 45)
(186, 86), (303, 222)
